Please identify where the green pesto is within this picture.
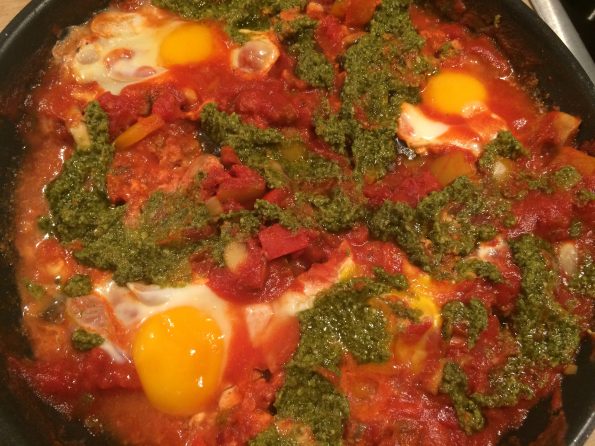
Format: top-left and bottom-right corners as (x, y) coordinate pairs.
(63, 274), (93, 297)
(388, 301), (422, 321)
(351, 127), (400, 180)
(503, 213), (517, 228)
(273, 366), (349, 446)
(313, 104), (351, 155)
(24, 281), (46, 300)
(45, 102), (123, 243)
(461, 236), (581, 411)
(568, 219), (583, 238)
(249, 426), (301, 446)
(311, 0), (424, 178)
(455, 258), (503, 283)
(441, 298), (488, 348)
(370, 200), (429, 268)
(138, 191), (212, 244)
(439, 362), (485, 435)
(42, 103), (199, 286)
(522, 171), (553, 193)
(577, 188), (595, 204)
(200, 103), (283, 156)
(340, 0), (423, 124)
(570, 255), (595, 298)
(304, 189), (364, 233)
(71, 328), (104, 352)
(275, 17), (334, 89)
(152, 0), (306, 41)
(342, 31), (420, 128)
(76, 189), (214, 286)
(200, 104), (341, 188)
(478, 131), (527, 172)
(509, 235), (580, 366)
(75, 223), (192, 286)
(370, 177), (498, 274)
(254, 199), (307, 231)
(372, 267), (409, 291)
(437, 41), (458, 59)
(266, 270), (406, 445)
(471, 357), (534, 409)
(553, 166), (582, 190)
(202, 211), (260, 266)
(252, 189), (364, 235)
(282, 153), (342, 186)
(292, 276), (394, 371)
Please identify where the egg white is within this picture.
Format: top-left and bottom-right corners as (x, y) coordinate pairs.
(89, 280), (234, 362)
(69, 10), (184, 95)
(397, 102), (508, 157)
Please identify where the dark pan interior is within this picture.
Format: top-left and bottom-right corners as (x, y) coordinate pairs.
(0, 0), (593, 444)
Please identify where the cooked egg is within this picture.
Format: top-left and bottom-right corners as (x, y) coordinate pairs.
(393, 267), (442, 329)
(397, 70), (508, 156)
(159, 23), (214, 67)
(92, 281), (235, 415)
(69, 8), (217, 94)
(422, 71), (487, 117)
(230, 36), (280, 76)
(133, 306), (225, 415)
(88, 245), (429, 415)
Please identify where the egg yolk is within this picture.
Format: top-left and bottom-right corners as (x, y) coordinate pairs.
(132, 306), (224, 416)
(159, 23), (214, 67)
(422, 71), (487, 116)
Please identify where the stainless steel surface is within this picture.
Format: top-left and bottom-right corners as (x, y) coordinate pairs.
(530, 0), (595, 84)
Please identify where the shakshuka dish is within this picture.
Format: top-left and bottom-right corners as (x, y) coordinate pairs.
(7, 0), (594, 444)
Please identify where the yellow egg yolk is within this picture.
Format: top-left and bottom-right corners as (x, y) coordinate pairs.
(393, 273), (441, 372)
(132, 306), (225, 416)
(159, 23), (214, 67)
(422, 71), (487, 116)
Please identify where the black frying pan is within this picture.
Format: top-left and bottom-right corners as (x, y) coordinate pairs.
(0, 0), (593, 444)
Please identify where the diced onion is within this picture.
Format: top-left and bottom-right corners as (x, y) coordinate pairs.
(557, 241), (578, 276)
(223, 241), (248, 273)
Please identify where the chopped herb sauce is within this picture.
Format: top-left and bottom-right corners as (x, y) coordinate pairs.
(71, 328), (104, 352)
(478, 131), (527, 173)
(63, 274), (93, 297)
(455, 258), (503, 283)
(152, 0), (306, 41)
(200, 104), (341, 188)
(275, 17), (334, 89)
(439, 362), (485, 434)
(509, 235), (580, 366)
(370, 177), (498, 274)
(441, 298), (488, 348)
(570, 255), (595, 298)
(264, 270), (407, 443)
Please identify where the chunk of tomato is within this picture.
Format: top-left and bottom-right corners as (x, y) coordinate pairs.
(216, 165), (266, 206)
(258, 224), (311, 260)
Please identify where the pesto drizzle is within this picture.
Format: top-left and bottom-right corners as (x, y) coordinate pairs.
(44, 103), (213, 286)
(477, 130), (527, 173)
(200, 103), (342, 189)
(252, 270), (408, 445)
(441, 235), (581, 432)
(441, 298), (488, 348)
(315, 0), (426, 179)
(370, 177), (498, 274)
(152, 0), (306, 41)
(275, 17), (334, 89)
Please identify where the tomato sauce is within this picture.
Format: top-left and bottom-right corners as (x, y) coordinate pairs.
(8, 0), (594, 445)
